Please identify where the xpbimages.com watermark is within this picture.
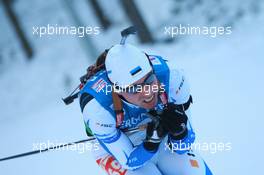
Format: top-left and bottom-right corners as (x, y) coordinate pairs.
(164, 24), (232, 38)
(32, 24), (100, 37)
(33, 140), (100, 154)
(164, 140), (232, 154)
(33, 140), (232, 155)
(93, 82), (166, 95)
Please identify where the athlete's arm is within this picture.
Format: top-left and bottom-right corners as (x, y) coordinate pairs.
(167, 68), (196, 153)
(82, 98), (156, 170)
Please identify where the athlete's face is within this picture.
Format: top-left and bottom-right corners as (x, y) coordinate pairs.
(118, 72), (159, 109)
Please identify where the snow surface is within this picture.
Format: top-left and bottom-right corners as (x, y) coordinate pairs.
(0, 1), (264, 174)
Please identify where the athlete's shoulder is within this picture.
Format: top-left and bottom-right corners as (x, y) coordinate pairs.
(82, 98), (116, 135)
(168, 66), (191, 104)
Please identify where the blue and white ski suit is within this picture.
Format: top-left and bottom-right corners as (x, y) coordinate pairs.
(79, 55), (212, 175)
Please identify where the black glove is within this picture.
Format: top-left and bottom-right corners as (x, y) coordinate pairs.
(143, 120), (167, 152)
(159, 103), (188, 140)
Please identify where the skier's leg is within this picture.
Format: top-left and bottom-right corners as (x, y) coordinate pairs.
(157, 140), (213, 175)
(126, 161), (163, 175)
(91, 140), (162, 175)
(95, 153), (162, 175)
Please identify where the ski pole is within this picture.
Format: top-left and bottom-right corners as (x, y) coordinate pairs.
(0, 124), (147, 162)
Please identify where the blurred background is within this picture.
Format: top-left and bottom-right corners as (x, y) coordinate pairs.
(0, 0), (263, 174)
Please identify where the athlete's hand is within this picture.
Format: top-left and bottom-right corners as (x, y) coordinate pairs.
(159, 103), (188, 140)
(143, 120), (166, 152)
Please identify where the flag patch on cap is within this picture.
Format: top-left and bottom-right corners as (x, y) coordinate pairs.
(130, 66), (142, 76)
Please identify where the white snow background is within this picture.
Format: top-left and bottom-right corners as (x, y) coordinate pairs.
(0, 0), (263, 174)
